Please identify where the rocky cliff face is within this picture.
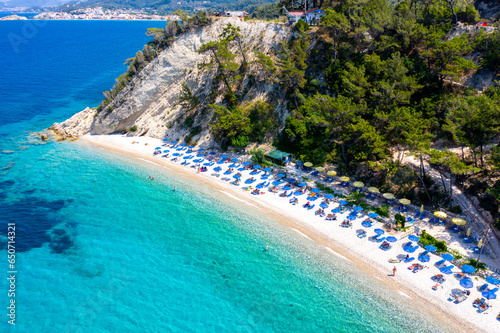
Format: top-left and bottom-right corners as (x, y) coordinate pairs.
(50, 18), (290, 146)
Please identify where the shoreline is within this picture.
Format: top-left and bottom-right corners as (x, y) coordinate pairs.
(78, 134), (497, 333)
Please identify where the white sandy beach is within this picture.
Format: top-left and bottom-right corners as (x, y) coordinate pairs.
(79, 134), (500, 333)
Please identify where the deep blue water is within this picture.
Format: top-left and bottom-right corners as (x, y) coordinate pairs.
(0, 20), (451, 332)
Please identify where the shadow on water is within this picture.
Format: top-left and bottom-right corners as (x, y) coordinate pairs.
(0, 179), (76, 253)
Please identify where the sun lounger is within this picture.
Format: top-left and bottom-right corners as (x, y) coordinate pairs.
(404, 257), (415, 263)
(477, 303), (489, 312)
(307, 204), (315, 210)
(419, 212), (427, 220)
(435, 259), (446, 266)
(479, 283), (489, 292)
(428, 217), (436, 223)
(473, 298), (485, 308)
(379, 241), (391, 250)
(414, 212), (421, 219)
(286, 191), (293, 197)
(311, 171), (319, 177)
(376, 237), (386, 243)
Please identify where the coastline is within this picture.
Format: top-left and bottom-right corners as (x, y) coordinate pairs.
(78, 134), (498, 333)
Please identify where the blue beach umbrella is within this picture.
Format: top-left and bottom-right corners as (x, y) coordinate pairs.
(283, 186), (291, 191)
(347, 215), (356, 220)
(311, 188), (320, 193)
(294, 191), (303, 196)
(408, 235), (420, 242)
(332, 208), (341, 213)
(210, 152), (216, 155)
(425, 245), (437, 252)
(460, 278), (473, 289)
(374, 229), (385, 235)
(220, 155), (227, 159)
(261, 176), (269, 180)
(155, 146), (162, 149)
(233, 174), (241, 179)
(386, 236), (397, 242)
(462, 265), (476, 274)
(171, 141), (178, 144)
(163, 150), (170, 153)
(189, 146), (195, 149)
(418, 255), (430, 262)
(264, 167), (272, 172)
(256, 184), (264, 189)
(486, 276), (500, 285)
(354, 206), (363, 211)
(198, 149), (205, 152)
(361, 221), (372, 228)
(325, 194), (334, 199)
(183, 155), (191, 159)
(404, 246), (417, 253)
(320, 202), (328, 209)
(173, 153), (180, 156)
(277, 173), (285, 178)
(441, 253), (454, 261)
(287, 178), (296, 183)
(232, 158), (239, 162)
(272, 181), (281, 186)
(163, 138), (169, 142)
(439, 265), (454, 274)
(203, 162), (212, 166)
(243, 161), (250, 166)
(482, 291), (497, 300)
(298, 183), (306, 187)
(196, 153), (204, 157)
(216, 160), (224, 164)
(254, 165), (261, 169)
(368, 212), (378, 218)
(238, 167), (245, 171)
(339, 200), (348, 205)
(179, 143), (186, 146)
(213, 167), (222, 172)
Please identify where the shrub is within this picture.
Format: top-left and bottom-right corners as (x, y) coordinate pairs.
(231, 135), (249, 148)
(466, 258), (487, 270)
(374, 205), (390, 218)
(293, 19), (309, 33)
(420, 231), (447, 252)
(129, 125), (137, 132)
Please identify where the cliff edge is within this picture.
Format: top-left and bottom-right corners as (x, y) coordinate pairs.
(50, 18), (290, 146)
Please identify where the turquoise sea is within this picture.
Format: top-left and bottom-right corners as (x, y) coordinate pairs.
(0, 17), (451, 332)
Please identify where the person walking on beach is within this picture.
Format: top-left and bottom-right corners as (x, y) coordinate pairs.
(392, 266), (397, 277)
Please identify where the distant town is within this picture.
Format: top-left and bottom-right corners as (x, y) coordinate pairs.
(33, 7), (179, 20)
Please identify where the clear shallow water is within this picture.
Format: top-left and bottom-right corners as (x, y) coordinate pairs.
(0, 20), (450, 332)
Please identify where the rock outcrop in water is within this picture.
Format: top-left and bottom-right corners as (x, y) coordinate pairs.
(0, 15), (28, 21)
(51, 18), (290, 145)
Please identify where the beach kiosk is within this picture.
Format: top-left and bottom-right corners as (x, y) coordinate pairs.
(265, 149), (293, 165)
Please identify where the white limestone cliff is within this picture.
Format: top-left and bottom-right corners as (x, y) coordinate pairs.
(50, 18), (290, 146)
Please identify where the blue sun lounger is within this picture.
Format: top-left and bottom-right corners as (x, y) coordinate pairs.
(404, 257), (415, 263)
(414, 212), (421, 219)
(435, 259), (446, 266)
(419, 212), (427, 220)
(479, 283), (489, 292)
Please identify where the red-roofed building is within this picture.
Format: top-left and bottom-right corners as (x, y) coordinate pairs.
(305, 8), (325, 24)
(286, 8), (325, 25)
